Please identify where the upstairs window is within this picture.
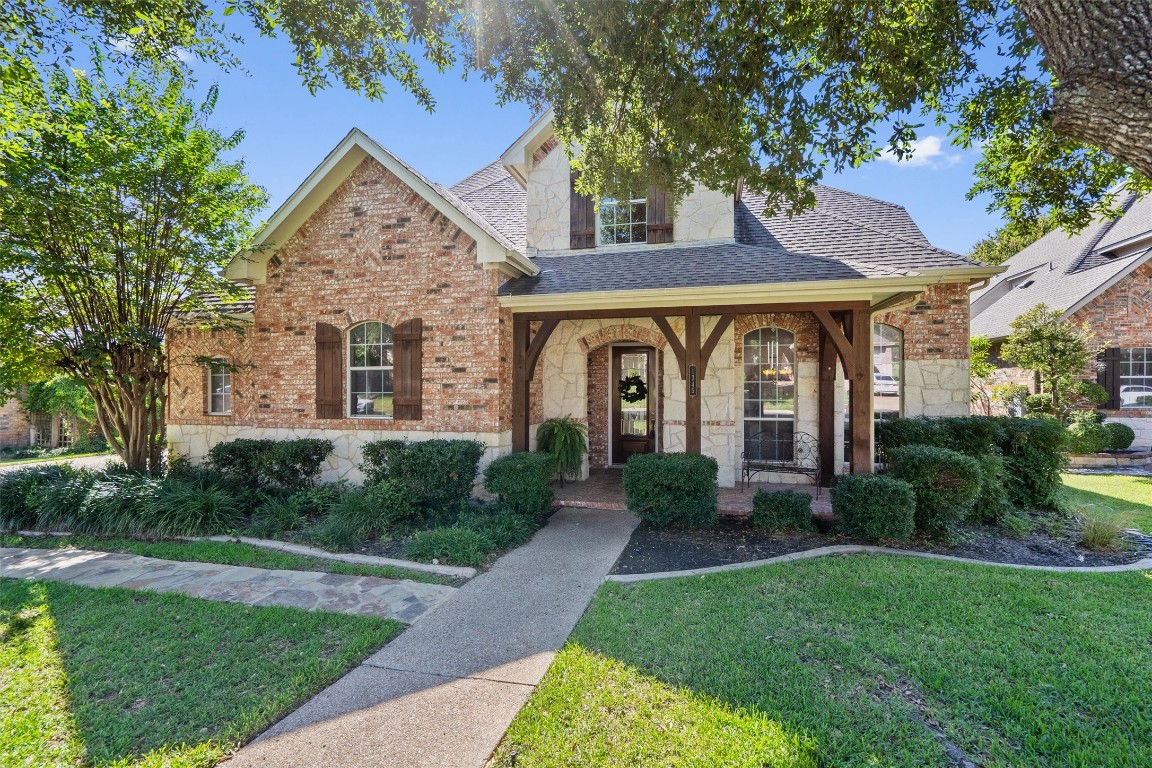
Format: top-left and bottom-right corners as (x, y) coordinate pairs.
(208, 362), (231, 415)
(348, 322), (394, 417)
(598, 196), (648, 245)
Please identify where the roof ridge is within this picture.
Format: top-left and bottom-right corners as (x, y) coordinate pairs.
(807, 205), (974, 264)
(449, 160), (506, 194)
(812, 182), (909, 212)
(1064, 192), (1140, 274)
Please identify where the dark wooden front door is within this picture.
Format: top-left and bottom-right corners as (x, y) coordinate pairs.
(612, 346), (656, 464)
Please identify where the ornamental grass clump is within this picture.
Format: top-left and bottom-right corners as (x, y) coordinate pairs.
(404, 526), (493, 567)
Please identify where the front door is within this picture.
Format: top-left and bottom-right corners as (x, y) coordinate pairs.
(612, 346), (656, 464)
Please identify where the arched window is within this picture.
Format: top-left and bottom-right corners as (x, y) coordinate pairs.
(743, 327), (796, 460)
(873, 324), (903, 421)
(348, 322), (393, 417)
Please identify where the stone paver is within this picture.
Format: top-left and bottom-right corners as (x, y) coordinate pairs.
(0, 548), (455, 623)
(227, 506), (639, 768)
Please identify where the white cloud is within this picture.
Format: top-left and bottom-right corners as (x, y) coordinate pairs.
(878, 135), (962, 168)
(110, 37), (190, 62)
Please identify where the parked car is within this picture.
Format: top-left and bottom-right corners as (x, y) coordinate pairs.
(1120, 384), (1152, 407)
(874, 367), (899, 396)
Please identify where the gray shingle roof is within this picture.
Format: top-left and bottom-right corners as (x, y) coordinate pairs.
(971, 191), (1152, 339)
(449, 162), (527, 252)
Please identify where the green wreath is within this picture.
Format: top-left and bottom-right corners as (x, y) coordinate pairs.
(618, 374), (648, 404)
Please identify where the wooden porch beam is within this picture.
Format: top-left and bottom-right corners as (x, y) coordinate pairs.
(812, 309), (855, 380)
(699, 314), (735, 380)
(515, 300), (871, 322)
(524, 319), (559, 377)
(511, 314), (530, 452)
(848, 307), (874, 474)
(817, 327), (837, 483)
(651, 314), (687, 379)
(685, 312), (702, 454)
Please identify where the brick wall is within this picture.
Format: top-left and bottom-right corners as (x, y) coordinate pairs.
(0, 399), (31, 449)
(168, 157), (510, 442)
(876, 282), (971, 361)
(586, 346), (609, 467)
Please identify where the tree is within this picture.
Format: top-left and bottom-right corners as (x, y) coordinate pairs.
(969, 215), (1053, 265)
(3, 1), (1151, 230)
(0, 64), (266, 471)
(1000, 304), (1105, 418)
(970, 335), (997, 415)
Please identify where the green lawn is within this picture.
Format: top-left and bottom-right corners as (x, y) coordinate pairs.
(0, 534), (457, 585)
(1, 578), (401, 767)
(491, 556), (1152, 767)
(0, 451), (115, 467)
(1060, 473), (1152, 532)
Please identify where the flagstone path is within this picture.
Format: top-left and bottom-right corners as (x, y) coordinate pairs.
(0, 547), (456, 623)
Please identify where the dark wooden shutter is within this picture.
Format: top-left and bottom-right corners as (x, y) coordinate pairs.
(1098, 347), (1122, 409)
(569, 172), (597, 249)
(394, 318), (423, 420)
(646, 185), (674, 244)
(316, 322), (342, 419)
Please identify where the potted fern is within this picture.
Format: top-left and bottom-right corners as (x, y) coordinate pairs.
(536, 416), (588, 483)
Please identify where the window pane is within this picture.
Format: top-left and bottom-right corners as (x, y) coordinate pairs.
(364, 344), (382, 367)
(1119, 347), (1152, 408)
(350, 324), (365, 344)
(742, 327), (796, 462)
(874, 323), (903, 418)
(351, 370), (367, 392)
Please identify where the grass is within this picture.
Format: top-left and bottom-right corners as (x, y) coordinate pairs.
(0, 534), (458, 585)
(1060, 472), (1152, 532)
(491, 556), (1152, 767)
(1, 578), (402, 767)
(0, 451), (114, 468)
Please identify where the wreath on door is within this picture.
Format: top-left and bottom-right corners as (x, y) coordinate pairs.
(618, 374), (648, 404)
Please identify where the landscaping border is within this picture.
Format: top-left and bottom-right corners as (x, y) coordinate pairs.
(605, 544), (1152, 583)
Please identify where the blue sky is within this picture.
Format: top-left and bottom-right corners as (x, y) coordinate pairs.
(192, 27), (1003, 255)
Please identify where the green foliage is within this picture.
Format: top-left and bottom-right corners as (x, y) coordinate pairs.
(751, 490), (814, 534)
(622, 452), (718, 529)
(206, 438), (334, 490)
(76, 473), (163, 536)
(456, 503), (541, 550)
(972, 454), (1011, 524)
(483, 452), (557, 519)
(888, 445), (984, 537)
(0, 464), (76, 530)
(970, 335), (996, 415)
(1065, 420), (1111, 454)
(967, 215), (1053, 265)
(246, 496), (306, 539)
(360, 439), (485, 524)
(146, 474), (243, 537)
(1079, 518), (1122, 551)
(1104, 422), (1136, 451)
(831, 474), (916, 543)
(404, 527), (494, 568)
(30, 468), (98, 531)
(535, 416), (588, 481)
(18, 374), (96, 423)
(1001, 305), (1104, 419)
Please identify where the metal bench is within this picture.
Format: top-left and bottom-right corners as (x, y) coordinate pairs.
(740, 430), (821, 497)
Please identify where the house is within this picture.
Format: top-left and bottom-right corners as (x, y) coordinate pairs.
(971, 191), (1152, 446)
(166, 113), (999, 486)
(0, 399), (32, 450)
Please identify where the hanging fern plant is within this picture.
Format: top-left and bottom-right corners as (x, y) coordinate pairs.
(536, 415), (589, 482)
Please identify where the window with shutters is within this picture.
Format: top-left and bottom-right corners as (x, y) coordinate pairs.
(598, 195), (648, 245)
(207, 361), (231, 415)
(348, 322), (394, 417)
(1119, 347), (1152, 408)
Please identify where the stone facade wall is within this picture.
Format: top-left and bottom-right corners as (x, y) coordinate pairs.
(167, 156), (513, 477)
(0, 399), (31, 449)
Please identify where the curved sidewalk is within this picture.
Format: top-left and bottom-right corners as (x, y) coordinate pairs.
(0, 547), (455, 623)
(227, 506), (639, 768)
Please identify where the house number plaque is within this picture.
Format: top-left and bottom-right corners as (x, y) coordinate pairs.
(688, 365), (698, 397)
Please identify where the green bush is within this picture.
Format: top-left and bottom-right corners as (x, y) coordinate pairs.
(206, 438), (276, 480)
(751, 489), (814, 533)
(307, 513), (361, 552)
(972, 454), (1010, 524)
(361, 439), (486, 524)
(77, 473), (163, 536)
(622, 452), (718, 529)
(246, 495), (306, 539)
(1104, 422), (1136, 451)
(404, 526), (494, 567)
(31, 468), (98, 532)
(456, 503), (540, 550)
(206, 437), (334, 490)
(536, 416), (588, 481)
(0, 465), (77, 531)
(888, 445), (983, 537)
(832, 474), (916, 542)
(483, 452), (556, 519)
(147, 475), (244, 537)
(1065, 420), (1111, 454)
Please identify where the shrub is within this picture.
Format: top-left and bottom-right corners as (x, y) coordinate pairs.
(308, 513), (361, 552)
(361, 439), (485, 524)
(1065, 420), (1111, 454)
(1079, 518), (1122, 551)
(999, 511), (1034, 537)
(77, 473), (163, 536)
(147, 475), (243, 536)
(0, 465), (77, 531)
(751, 489), (813, 533)
(31, 468), (98, 532)
(246, 495), (305, 539)
(1104, 422), (1136, 451)
(404, 526), (493, 567)
(483, 452), (556, 519)
(536, 416), (588, 481)
(832, 474), (915, 542)
(622, 452), (718, 529)
(971, 454), (1010, 524)
(888, 445), (983, 537)
(206, 437), (334, 490)
(206, 438), (275, 481)
(456, 503), (540, 550)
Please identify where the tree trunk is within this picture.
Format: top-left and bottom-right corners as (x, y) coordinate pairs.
(1017, 0), (1152, 180)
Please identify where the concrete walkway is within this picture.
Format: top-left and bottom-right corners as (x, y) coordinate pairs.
(0, 547), (455, 623)
(227, 507), (639, 768)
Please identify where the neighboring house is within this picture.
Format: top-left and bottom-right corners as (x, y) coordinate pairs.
(167, 113), (998, 486)
(0, 399), (32, 450)
(971, 191), (1152, 446)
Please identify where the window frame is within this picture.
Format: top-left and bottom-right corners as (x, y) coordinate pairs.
(207, 361), (232, 416)
(873, 323), (904, 421)
(347, 321), (395, 419)
(1119, 346), (1152, 409)
(742, 327), (798, 461)
(597, 195), (648, 246)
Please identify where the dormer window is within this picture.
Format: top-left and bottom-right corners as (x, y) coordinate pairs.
(598, 196), (648, 245)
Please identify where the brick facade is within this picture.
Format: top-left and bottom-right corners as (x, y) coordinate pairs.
(0, 399), (31, 449)
(875, 282), (971, 360)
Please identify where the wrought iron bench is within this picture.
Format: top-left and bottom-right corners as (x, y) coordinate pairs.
(740, 430), (822, 497)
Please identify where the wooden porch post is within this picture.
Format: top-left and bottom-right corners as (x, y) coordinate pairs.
(685, 311), (702, 454)
(848, 307), (874, 473)
(817, 324), (837, 482)
(512, 314), (530, 452)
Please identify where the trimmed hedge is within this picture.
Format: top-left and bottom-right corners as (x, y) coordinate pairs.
(206, 437), (333, 490)
(832, 474), (915, 542)
(1065, 420), (1111, 454)
(1104, 422), (1136, 451)
(888, 445), (983, 537)
(751, 489), (814, 533)
(622, 452), (718, 529)
(361, 439), (485, 524)
(877, 416), (1066, 509)
(483, 452), (556, 519)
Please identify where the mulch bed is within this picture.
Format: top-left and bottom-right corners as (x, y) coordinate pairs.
(610, 515), (1146, 575)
